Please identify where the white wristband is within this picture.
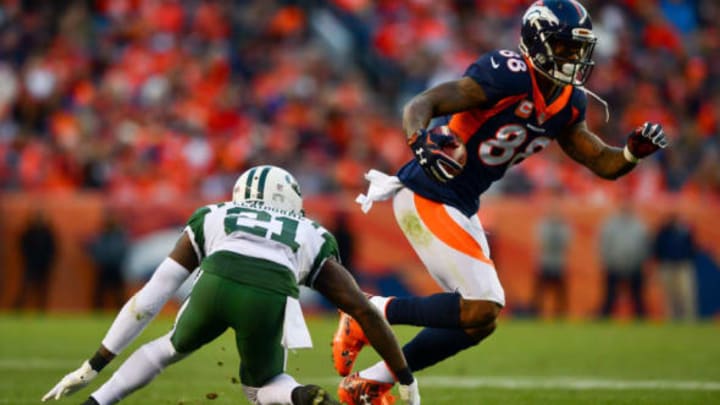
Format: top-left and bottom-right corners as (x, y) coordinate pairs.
(623, 145), (639, 164)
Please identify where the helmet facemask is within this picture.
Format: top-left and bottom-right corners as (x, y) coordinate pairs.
(544, 31), (596, 86)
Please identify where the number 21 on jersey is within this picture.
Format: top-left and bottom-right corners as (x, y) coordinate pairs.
(224, 207), (300, 251)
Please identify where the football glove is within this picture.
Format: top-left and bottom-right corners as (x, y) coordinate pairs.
(398, 378), (421, 405)
(408, 128), (463, 183)
(624, 122), (668, 163)
(42, 360), (98, 402)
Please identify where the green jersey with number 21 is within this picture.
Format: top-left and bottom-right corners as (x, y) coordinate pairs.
(184, 202), (339, 289)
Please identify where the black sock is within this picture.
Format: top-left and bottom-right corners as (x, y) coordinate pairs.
(403, 328), (477, 371)
(81, 396), (100, 405)
(88, 352), (110, 372)
(386, 293), (461, 328)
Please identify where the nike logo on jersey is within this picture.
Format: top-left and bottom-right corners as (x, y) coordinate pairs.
(526, 123), (546, 133)
(490, 57), (500, 69)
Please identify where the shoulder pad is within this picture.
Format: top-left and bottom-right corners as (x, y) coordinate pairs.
(464, 49), (530, 102)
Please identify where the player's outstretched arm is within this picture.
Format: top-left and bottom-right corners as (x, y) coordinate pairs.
(42, 233), (198, 402)
(557, 121), (668, 180)
(314, 258), (420, 405)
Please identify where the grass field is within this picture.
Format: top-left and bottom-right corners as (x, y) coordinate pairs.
(1, 314), (719, 404)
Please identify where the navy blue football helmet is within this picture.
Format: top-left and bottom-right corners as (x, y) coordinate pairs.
(519, 0), (597, 86)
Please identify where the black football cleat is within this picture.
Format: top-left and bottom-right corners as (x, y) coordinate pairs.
(291, 384), (341, 405)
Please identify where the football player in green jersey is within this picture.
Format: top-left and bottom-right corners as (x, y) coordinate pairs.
(42, 165), (420, 405)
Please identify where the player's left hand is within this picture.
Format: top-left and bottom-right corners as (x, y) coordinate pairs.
(42, 360), (98, 401)
(408, 128), (463, 183)
(625, 121), (668, 162)
(398, 378), (421, 405)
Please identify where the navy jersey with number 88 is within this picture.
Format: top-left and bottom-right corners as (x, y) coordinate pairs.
(397, 49), (589, 217)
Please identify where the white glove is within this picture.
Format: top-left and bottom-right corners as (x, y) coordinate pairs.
(398, 378), (420, 405)
(42, 360), (98, 402)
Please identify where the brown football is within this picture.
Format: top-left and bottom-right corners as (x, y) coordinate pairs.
(431, 126), (467, 177)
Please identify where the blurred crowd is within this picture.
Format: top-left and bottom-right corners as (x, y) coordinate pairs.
(0, 0), (718, 204)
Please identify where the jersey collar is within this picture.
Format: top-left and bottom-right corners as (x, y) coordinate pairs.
(525, 56), (573, 125)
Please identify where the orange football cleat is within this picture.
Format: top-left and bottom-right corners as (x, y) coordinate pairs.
(332, 311), (369, 376)
(337, 373), (395, 405)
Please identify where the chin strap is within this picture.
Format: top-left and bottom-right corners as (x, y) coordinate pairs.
(579, 86), (610, 122)
(526, 52), (610, 123)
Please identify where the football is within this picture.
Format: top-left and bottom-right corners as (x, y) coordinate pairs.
(431, 126), (467, 177)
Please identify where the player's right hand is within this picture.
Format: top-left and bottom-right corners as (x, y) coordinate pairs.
(625, 121), (668, 161)
(407, 128), (463, 183)
(398, 378), (421, 405)
(42, 360), (98, 402)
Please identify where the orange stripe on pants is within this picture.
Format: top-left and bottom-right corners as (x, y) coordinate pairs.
(413, 194), (494, 266)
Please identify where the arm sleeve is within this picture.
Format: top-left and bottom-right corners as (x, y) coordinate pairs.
(101, 257), (190, 354)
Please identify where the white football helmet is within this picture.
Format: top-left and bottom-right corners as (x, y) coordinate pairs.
(232, 165), (303, 215)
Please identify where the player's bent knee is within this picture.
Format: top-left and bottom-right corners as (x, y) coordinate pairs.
(169, 331), (201, 355)
(463, 321), (497, 343)
(169, 335), (191, 354)
(150, 334), (186, 367)
(459, 299), (501, 328)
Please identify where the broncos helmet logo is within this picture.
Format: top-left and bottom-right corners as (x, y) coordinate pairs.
(523, 2), (560, 28)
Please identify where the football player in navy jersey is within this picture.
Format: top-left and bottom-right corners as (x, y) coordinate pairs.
(334, 1), (668, 404)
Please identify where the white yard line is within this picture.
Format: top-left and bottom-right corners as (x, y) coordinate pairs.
(416, 376), (720, 391)
(3, 359), (719, 391)
(316, 376), (720, 391)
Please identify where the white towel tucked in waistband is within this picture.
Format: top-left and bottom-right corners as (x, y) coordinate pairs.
(355, 169), (404, 213)
(281, 296), (312, 349)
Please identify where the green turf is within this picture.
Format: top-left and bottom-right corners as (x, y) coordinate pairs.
(1, 314), (718, 404)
